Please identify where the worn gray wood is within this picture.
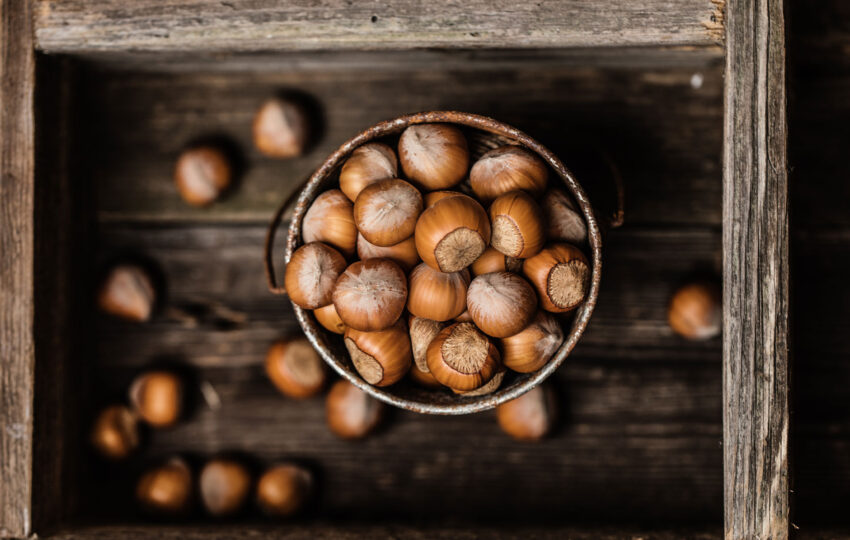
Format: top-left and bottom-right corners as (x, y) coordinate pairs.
(723, 0), (789, 538)
(34, 0), (725, 54)
(0, 0), (35, 536)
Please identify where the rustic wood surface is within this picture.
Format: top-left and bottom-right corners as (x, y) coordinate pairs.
(33, 0), (725, 54)
(722, 0), (789, 538)
(0, 0), (35, 536)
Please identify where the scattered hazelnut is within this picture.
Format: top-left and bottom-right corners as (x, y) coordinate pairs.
(137, 457), (193, 515)
(265, 338), (327, 399)
(500, 312), (564, 373)
(332, 259), (407, 332)
(398, 123), (469, 190)
(302, 189), (357, 257)
(353, 178), (423, 247)
(668, 281), (721, 340)
(256, 463), (313, 517)
(173, 146), (232, 207)
(469, 145), (548, 203)
(409, 365), (443, 388)
(284, 242), (347, 310)
(496, 385), (556, 441)
(470, 246), (523, 276)
(344, 320), (412, 387)
(129, 371), (182, 428)
(200, 459), (252, 517)
(313, 303), (346, 334)
(523, 243), (590, 313)
(326, 380), (384, 439)
(356, 233), (420, 272)
(97, 264), (156, 322)
(466, 272), (537, 338)
(90, 404), (139, 460)
(453, 368), (506, 396)
(542, 189), (587, 245)
(426, 322), (501, 392)
(423, 190), (470, 208)
(339, 142), (398, 202)
(408, 316), (447, 373)
(406, 264), (470, 322)
(489, 190), (546, 259)
(414, 195), (491, 273)
(253, 97), (310, 158)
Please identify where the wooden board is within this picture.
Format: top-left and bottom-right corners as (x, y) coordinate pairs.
(34, 0), (726, 54)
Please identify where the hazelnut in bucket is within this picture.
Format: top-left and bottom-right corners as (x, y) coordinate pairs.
(265, 111), (601, 414)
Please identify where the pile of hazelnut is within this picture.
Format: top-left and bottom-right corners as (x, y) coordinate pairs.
(283, 123), (591, 396)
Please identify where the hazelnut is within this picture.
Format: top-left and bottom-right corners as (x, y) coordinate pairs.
(353, 178), (423, 247)
(90, 404), (139, 460)
(496, 385), (556, 441)
(409, 365), (443, 388)
(344, 320), (412, 387)
(523, 243), (590, 313)
(469, 145), (548, 203)
(467, 272), (537, 338)
(332, 259), (407, 332)
(454, 309), (473, 323)
(356, 233), (420, 272)
(339, 142), (398, 202)
(129, 371), (182, 428)
(408, 316), (447, 373)
(668, 281), (721, 340)
(137, 457), (193, 515)
(453, 368), (506, 396)
(407, 264), (470, 322)
(200, 459), (252, 517)
(253, 97), (309, 158)
(426, 322), (501, 391)
(313, 303), (346, 334)
(97, 264), (156, 322)
(256, 463), (313, 517)
(542, 189), (587, 245)
(326, 380), (383, 439)
(398, 123), (469, 190)
(500, 312), (564, 373)
(265, 338), (327, 399)
(174, 146), (232, 207)
(470, 246), (523, 276)
(423, 190), (471, 208)
(414, 195), (491, 273)
(489, 191), (546, 259)
(302, 189), (357, 257)
(284, 242), (346, 310)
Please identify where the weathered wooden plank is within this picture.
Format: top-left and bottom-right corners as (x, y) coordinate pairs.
(0, 0), (35, 536)
(723, 0), (789, 538)
(34, 0), (725, 53)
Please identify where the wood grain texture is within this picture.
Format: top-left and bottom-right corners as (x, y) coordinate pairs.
(0, 0), (35, 536)
(34, 0), (724, 54)
(723, 0), (789, 538)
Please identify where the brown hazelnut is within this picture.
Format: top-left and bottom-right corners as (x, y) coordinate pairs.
(500, 312), (564, 373)
(137, 457), (193, 515)
(256, 463), (313, 517)
(284, 242), (347, 310)
(353, 178), (423, 247)
(265, 338), (327, 399)
(408, 316), (447, 373)
(523, 243), (590, 313)
(302, 189), (357, 257)
(426, 322), (501, 391)
(332, 259), (407, 332)
(496, 385), (556, 441)
(470, 246), (523, 276)
(129, 371), (182, 428)
(344, 320), (412, 387)
(489, 190), (546, 259)
(668, 281), (721, 340)
(414, 195), (491, 273)
(469, 145), (548, 203)
(313, 303), (346, 334)
(423, 190), (470, 208)
(174, 146), (232, 207)
(406, 264), (470, 322)
(398, 123), (469, 190)
(339, 142), (398, 202)
(356, 233), (419, 272)
(97, 264), (156, 322)
(253, 97), (309, 158)
(326, 380), (384, 439)
(200, 459), (252, 517)
(454, 309), (473, 323)
(409, 365), (443, 388)
(466, 272), (537, 338)
(453, 368), (506, 396)
(542, 189), (587, 245)
(90, 404), (139, 460)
